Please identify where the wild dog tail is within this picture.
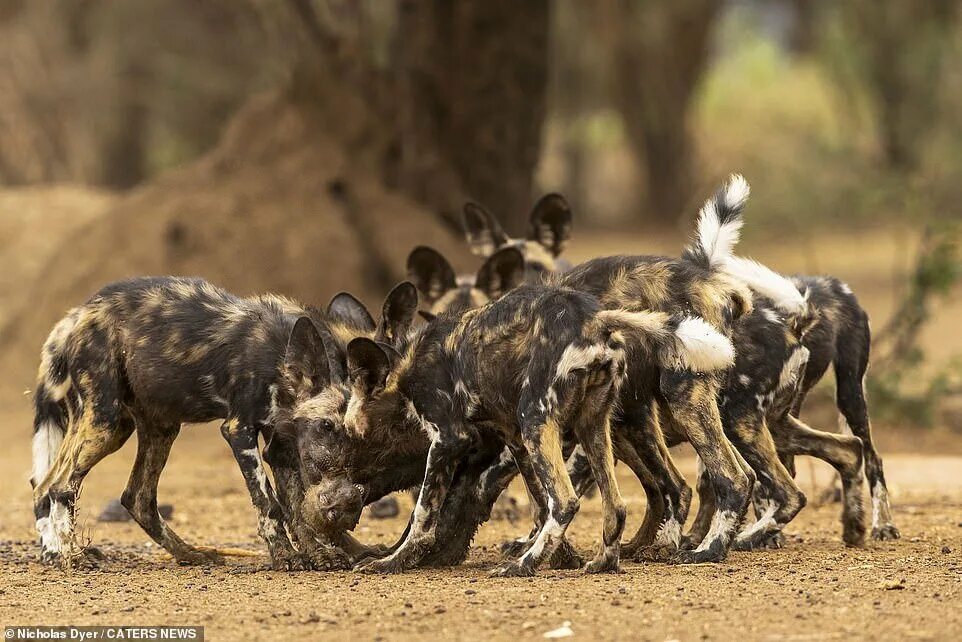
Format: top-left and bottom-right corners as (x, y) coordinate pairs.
(682, 174), (750, 271)
(594, 309), (735, 373)
(721, 255), (809, 318)
(31, 310), (80, 488)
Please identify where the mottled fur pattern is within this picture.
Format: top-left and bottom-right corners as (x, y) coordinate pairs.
(277, 280), (734, 575)
(788, 275), (898, 540)
(30, 276), (409, 570)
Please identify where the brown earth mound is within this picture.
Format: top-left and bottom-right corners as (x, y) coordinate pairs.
(0, 92), (470, 399)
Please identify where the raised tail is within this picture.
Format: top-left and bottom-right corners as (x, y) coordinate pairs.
(682, 174), (750, 271)
(594, 309), (735, 373)
(31, 311), (79, 488)
(721, 255), (808, 318)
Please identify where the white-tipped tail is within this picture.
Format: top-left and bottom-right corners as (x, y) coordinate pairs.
(692, 174), (749, 269)
(672, 316), (736, 372)
(722, 256), (807, 317)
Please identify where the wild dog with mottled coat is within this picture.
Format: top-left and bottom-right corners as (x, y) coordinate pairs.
(273, 280), (735, 575)
(788, 275), (898, 540)
(30, 276), (415, 569)
(463, 180), (871, 556)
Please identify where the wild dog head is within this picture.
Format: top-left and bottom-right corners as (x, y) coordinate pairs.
(273, 285), (422, 535)
(406, 245), (525, 316)
(462, 193), (573, 279)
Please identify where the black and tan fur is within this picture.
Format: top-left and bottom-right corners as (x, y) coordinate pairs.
(788, 275), (898, 540)
(274, 279), (735, 576)
(30, 276), (414, 569)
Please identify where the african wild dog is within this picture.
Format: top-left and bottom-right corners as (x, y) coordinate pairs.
(273, 280), (735, 576)
(787, 275), (898, 540)
(406, 245), (526, 316)
(30, 276), (415, 569)
(659, 257), (867, 551)
(465, 176), (758, 563)
(462, 181), (873, 555)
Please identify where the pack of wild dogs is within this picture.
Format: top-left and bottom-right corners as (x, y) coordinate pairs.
(30, 174), (900, 576)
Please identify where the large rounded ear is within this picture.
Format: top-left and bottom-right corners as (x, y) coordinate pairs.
(347, 337), (392, 397)
(475, 246), (525, 301)
(376, 281), (418, 347)
(463, 202), (509, 258)
(280, 316), (332, 407)
(528, 193), (572, 257)
(327, 292), (376, 332)
(406, 246), (457, 305)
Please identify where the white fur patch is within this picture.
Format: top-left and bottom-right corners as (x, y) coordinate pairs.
(31, 420), (64, 487)
(654, 515), (682, 548)
(520, 516), (564, 565)
(735, 498), (777, 544)
(778, 347), (810, 391)
(695, 174), (748, 268)
(554, 343), (607, 382)
(672, 317), (736, 372)
(872, 481), (892, 530)
(695, 509), (739, 553)
(722, 256), (807, 316)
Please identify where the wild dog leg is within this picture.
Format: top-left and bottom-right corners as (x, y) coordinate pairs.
(771, 414), (866, 547)
(490, 417), (579, 578)
(835, 366), (898, 540)
(356, 431), (472, 574)
(661, 371), (752, 564)
(682, 458), (715, 550)
(122, 420), (226, 565)
(619, 399), (690, 561)
(571, 407), (626, 574)
(262, 435), (352, 569)
(220, 418), (303, 570)
(34, 411), (134, 566)
(723, 406), (807, 551)
(507, 444), (585, 570)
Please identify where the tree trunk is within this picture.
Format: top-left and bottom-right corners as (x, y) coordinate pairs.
(607, 0), (721, 227)
(393, 0), (550, 234)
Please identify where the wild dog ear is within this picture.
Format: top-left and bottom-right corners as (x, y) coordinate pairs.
(376, 281), (418, 347)
(463, 202), (509, 258)
(418, 310), (437, 323)
(475, 246), (525, 301)
(327, 292), (376, 333)
(281, 316), (332, 406)
(406, 246), (457, 304)
(528, 193), (572, 257)
(375, 341), (404, 369)
(347, 337), (392, 397)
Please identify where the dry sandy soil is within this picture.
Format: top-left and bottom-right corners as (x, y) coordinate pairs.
(1, 408), (959, 642)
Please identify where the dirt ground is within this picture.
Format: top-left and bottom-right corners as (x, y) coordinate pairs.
(1, 408), (959, 641)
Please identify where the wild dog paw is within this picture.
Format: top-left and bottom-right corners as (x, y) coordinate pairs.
(499, 538), (530, 559)
(871, 524), (900, 541)
(548, 539), (584, 570)
(631, 544), (676, 563)
(672, 545), (726, 565)
(843, 519), (867, 548)
(584, 551), (621, 574)
(735, 530), (786, 551)
(489, 559), (536, 578)
(678, 534), (701, 551)
(176, 546), (225, 566)
(354, 555), (410, 574)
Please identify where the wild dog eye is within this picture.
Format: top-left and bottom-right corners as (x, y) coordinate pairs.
(319, 419), (335, 431)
